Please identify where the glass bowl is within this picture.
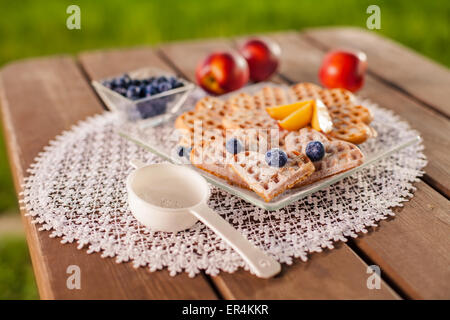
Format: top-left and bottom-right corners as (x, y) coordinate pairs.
(92, 67), (195, 127)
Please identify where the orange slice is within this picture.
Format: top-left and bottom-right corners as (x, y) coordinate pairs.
(278, 101), (314, 131)
(311, 99), (333, 133)
(266, 100), (314, 120)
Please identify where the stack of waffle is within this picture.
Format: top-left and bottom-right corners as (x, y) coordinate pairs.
(175, 83), (371, 202)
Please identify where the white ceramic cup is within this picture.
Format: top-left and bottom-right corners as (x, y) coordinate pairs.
(127, 159), (281, 278)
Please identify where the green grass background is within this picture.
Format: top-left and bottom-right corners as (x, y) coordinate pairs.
(0, 0), (448, 299)
(0, 235), (37, 299)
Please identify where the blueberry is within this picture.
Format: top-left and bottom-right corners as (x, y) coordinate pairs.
(123, 74), (131, 84)
(102, 80), (113, 89)
(145, 84), (159, 96)
(157, 76), (168, 83)
(169, 77), (184, 88)
(112, 78), (122, 88)
(144, 85), (151, 95)
(173, 81), (184, 89)
(305, 141), (325, 162)
(226, 138), (243, 155)
(158, 81), (172, 93)
(168, 76), (177, 85)
(130, 79), (141, 86)
(113, 75), (131, 88)
(138, 85), (147, 98)
(167, 76), (184, 88)
(114, 87), (128, 96)
(175, 145), (192, 159)
(176, 145), (187, 157)
(126, 85), (140, 100)
(265, 148), (288, 167)
(149, 80), (159, 90)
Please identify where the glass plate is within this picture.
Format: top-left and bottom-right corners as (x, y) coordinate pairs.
(118, 83), (421, 211)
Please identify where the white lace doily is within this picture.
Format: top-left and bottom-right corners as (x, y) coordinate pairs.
(21, 101), (426, 277)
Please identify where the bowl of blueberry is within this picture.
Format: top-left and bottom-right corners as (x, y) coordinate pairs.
(92, 67), (195, 125)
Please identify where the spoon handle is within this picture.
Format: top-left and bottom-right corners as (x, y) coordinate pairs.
(190, 203), (281, 279)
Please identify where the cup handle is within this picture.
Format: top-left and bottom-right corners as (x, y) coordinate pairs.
(189, 203), (281, 279)
(129, 159), (147, 169)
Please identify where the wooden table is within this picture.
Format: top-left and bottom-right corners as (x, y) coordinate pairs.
(1, 27), (449, 300)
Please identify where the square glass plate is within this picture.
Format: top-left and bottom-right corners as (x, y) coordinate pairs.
(118, 83), (421, 211)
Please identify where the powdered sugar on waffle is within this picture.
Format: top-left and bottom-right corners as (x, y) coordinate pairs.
(231, 150), (314, 202)
(190, 139), (248, 188)
(190, 129), (274, 188)
(286, 128), (364, 186)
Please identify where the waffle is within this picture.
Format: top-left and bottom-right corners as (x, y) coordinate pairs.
(224, 92), (259, 112)
(222, 104), (276, 130)
(176, 83), (371, 200)
(223, 87), (292, 147)
(230, 150), (315, 202)
(223, 87), (296, 128)
(175, 96), (226, 147)
(285, 128), (364, 187)
(290, 83), (375, 144)
(190, 138), (248, 188)
(252, 86), (297, 108)
(226, 128), (272, 153)
(189, 129), (273, 188)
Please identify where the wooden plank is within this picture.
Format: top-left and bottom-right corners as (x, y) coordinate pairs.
(159, 38), (234, 79)
(266, 31), (450, 299)
(160, 38), (400, 299)
(270, 31), (450, 197)
(214, 243), (398, 300)
(354, 181), (450, 299)
(356, 77), (449, 196)
(303, 27), (450, 118)
(79, 46), (174, 81)
(0, 56), (217, 299)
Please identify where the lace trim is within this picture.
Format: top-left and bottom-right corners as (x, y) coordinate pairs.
(21, 100), (426, 277)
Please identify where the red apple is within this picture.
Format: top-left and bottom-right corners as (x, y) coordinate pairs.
(318, 50), (367, 92)
(239, 38), (281, 82)
(195, 51), (249, 95)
